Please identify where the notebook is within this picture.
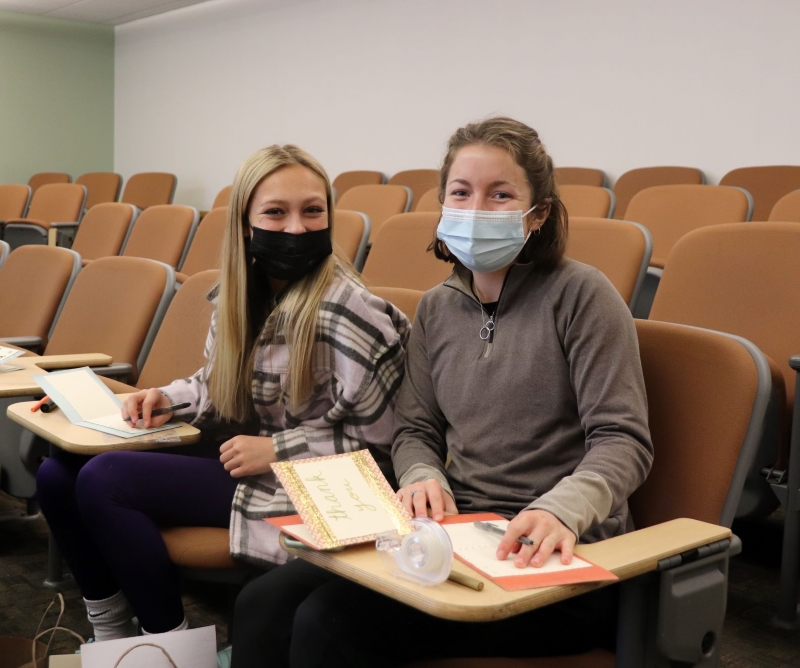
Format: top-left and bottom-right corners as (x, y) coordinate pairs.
(0, 344), (25, 371)
(33, 367), (178, 439)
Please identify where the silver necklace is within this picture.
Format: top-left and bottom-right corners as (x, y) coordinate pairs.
(479, 304), (495, 340)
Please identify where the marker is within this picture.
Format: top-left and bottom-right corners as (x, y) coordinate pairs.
(41, 399), (57, 413)
(123, 402), (191, 423)
(473, 520), (535, 546)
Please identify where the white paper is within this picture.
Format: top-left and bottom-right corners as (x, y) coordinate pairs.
(292, 457), (396, 540)
(0, 345), (25, 366)
(444, 521), (592, 578)
(80, 625), (216, 668)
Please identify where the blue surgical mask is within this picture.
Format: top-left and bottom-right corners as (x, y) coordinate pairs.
(436, 205), (538, 273)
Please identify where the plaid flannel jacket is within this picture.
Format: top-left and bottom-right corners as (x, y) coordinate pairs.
(161, 270), (410, 566)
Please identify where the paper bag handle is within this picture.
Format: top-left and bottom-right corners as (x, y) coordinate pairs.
(31, 593), (87, 666)
(113, 642), (179, 667)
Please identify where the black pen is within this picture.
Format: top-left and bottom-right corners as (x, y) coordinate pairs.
(473, 520), (535, 546)
(123, 402), (192, 423)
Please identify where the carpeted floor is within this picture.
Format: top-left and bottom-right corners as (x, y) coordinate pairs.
(1, 491), (798, 665)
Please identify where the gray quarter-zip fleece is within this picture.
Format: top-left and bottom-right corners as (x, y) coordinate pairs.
(392, 259), (653, 543)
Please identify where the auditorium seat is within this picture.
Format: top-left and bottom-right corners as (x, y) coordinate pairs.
(613, 166), (704, 220)
(175, 207), (226, 282)
(0, 184), (32, 223)
(332, 170), (387, 202)
(71, 203), (139, 265)
(122, 204), (199, 270)
(3, 183), (87, 248)
(720, 166), (800, 222)
(388, 169), (439, 211)
(28, 172), (71, 193)
(213, 185), (233, 209)
(361, 212), (451, 291)
(767, 189), (800, 222)
(405, 319), (769, 668)
(331, 209), (370, 271)
(415, 187), (442, 213)
(120, 172), (177, 209)
(648, 221), (800, 627)
(566, 217), (652, 310)
(559, 185), (616, 218)
(75, 172), (123, 209)
(337, 184), (412, 242)
(369, 286), (424, 323)
(555, 167), (606, 187)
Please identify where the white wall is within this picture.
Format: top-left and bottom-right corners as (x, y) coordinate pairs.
(115, 0), (800, 209)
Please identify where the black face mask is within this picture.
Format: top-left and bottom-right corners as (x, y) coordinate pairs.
(248, 227), (333, 281)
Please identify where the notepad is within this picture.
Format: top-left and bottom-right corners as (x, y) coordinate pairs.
(441, 514), (618, 591)
(0, 345), (25, 367)
(33, 367), (178, 439)
(267, 451), (412, 550)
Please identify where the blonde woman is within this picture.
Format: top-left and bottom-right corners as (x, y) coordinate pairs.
(36, 145), (409, 642)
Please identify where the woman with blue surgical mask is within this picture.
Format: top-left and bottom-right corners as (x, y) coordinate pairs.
(231, 118), (652, 667)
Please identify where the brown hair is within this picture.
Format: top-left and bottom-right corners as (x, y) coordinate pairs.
(431, 116), (568, 271)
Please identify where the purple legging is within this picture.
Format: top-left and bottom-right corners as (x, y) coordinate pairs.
(36, 447), (239, 633)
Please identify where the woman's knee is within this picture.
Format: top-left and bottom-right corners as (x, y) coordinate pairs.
(36, 455), (77, 509)
(75, 452), (130, 515)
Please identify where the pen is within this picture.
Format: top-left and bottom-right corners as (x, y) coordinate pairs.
(123, 402), (192, 423)
(31, 396), (51, 412)
(473, 520), (535, 546)
(447, 570), (484, 591)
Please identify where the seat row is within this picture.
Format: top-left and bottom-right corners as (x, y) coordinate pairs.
(22, 171), (177, 211)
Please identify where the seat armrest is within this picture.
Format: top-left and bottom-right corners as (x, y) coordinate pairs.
(790, 355), (800, 372)
(0, 336), (43, 352)
(51, 222), (80, 230)
(91, 363), (135, 382)
(7, 217), (48, 229)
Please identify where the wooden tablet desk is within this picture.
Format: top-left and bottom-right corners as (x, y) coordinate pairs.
(0, 353), (113, 398)
(282, 518), (731, 622)
(6, 395), (201, 455)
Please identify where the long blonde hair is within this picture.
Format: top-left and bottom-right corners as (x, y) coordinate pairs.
(209, 144), (357, 421)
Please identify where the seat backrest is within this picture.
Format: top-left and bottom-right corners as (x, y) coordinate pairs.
(768, 189), (800, 222)
(361, 212), (452, 291)
(630, 319), (770, 528)
(28, 172), (71, 193)
(337, 184), (412, 242)
(121, 172), (177, 209)
(212, 185), (232, 209)
(624, 184), (752, 268)
(0, 184), (32, 220)
(613, 166), (704, 219)
(26, 183), (87, 224)
(566, 218), (652, 309)
(369, 286), (424, 323)
(332, 210), (370, 271)
(75, 172), (122, 209)
(388, 169), (439, 211)
(650, 222), (800, 421)
(44, 256), (175, 382)
(721, 166), (800, 222)
(555, 167), (606, 187)
(0, 245), (81, 347)
(178, 207), (226, 277)
(137, 270), (219, 389)
(122, 204), (199, 269)
(559, 185), (616, 218)
(332, 170), (386, 202)
(415, 188), (442, 213)
(71, 203), (139, 263)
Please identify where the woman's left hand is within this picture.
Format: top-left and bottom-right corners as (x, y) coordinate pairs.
(219, 435), (276, 478)
(495, 509), (576, 568)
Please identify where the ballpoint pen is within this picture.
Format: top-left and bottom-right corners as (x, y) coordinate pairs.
(123, 402), (192, 423)
(473, 520), (535, 546)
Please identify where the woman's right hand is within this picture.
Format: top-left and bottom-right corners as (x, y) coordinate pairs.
(121, 388), (174, 429)
(397, 479), (458, 521)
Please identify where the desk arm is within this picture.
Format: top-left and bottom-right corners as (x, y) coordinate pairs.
(91, 363), (134, 382)
(0, 336), (43, 352)
(34, 353), (113, 369)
